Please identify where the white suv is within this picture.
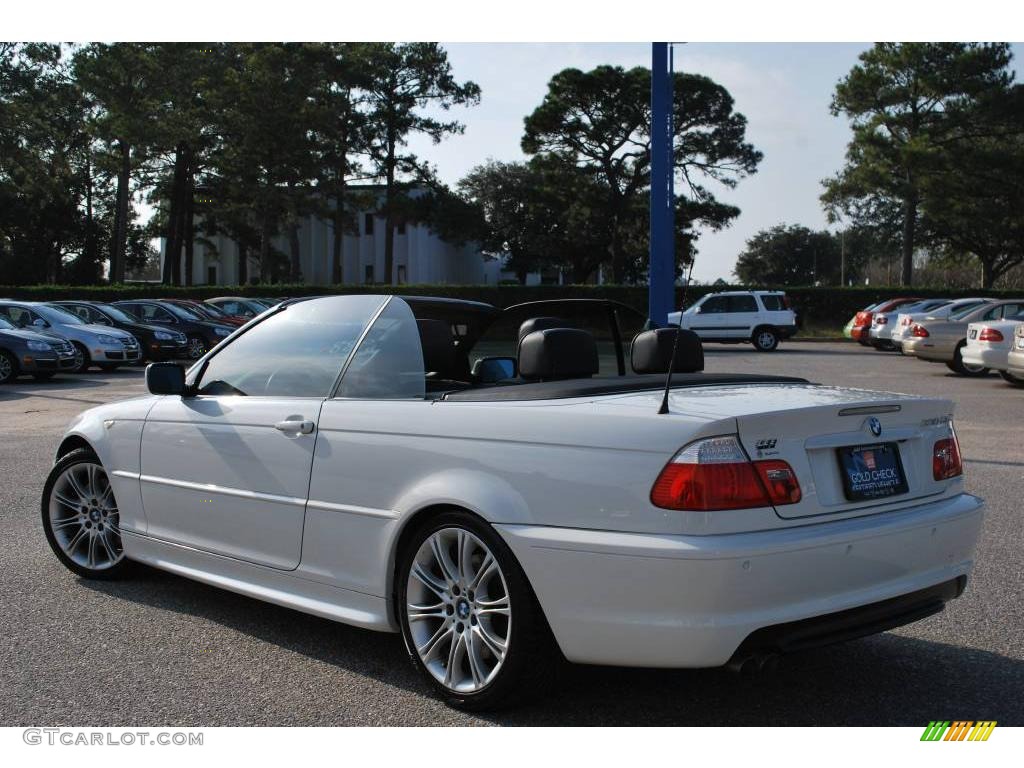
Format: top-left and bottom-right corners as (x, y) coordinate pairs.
(667, 290), (798, 352)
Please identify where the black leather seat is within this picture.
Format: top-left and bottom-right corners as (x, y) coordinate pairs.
(630, 328), (704, 374)
(517, 317), (569, 345)
(518, 328), (599, 381)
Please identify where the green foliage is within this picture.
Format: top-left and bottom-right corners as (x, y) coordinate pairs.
(822, 43), (1019, 286)
(734, 224), (888, 286)
(520, 65), (761, 283)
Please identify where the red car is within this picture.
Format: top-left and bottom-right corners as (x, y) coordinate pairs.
(162, 298), (248, 327)
(849, 297), (921, 345)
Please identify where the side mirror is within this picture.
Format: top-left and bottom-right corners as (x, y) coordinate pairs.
(472, 356), (517, 383)
(146, 362), (186, 396)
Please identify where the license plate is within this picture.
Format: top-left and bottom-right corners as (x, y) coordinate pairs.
(969, 329), (977, 339)
(837, 443), (908, 501)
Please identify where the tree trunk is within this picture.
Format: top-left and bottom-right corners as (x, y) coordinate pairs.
(183, 166), (195, 287)
(163, 145), (186, 285)
(981, 257), (996, 289)
(84, 153), (96, 274)
(237, 242), (249, 285)
(383, 133), (396, 285)
(259, 216), (273, 283)
(110, 139), (131, 283)
(900, 188), (917, 287)
(332, 180), (346, 284)
(288, 219), (302, 283)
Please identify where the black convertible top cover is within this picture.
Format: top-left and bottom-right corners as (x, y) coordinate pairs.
(441, 373), (810, 402)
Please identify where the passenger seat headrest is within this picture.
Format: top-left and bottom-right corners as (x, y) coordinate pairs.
(630, 328), (704, 374)
(518, 328), (599, 381)
(518, 316), (568, 344)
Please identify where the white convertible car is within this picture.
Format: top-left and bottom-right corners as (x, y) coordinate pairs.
(41, 295), (984, 709)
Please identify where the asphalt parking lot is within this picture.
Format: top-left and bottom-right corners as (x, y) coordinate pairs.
(1, 341), (1022, 726)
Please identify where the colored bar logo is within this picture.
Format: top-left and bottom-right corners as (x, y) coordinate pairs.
(921, 721), (997, 741)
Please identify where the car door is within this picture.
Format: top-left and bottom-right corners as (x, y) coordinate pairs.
(688, 295), (731, 339)
(139, 294), (386, 570)
(725, 294), (760, 338)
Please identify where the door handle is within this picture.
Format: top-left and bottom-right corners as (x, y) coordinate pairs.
(274, 419), (315, 434)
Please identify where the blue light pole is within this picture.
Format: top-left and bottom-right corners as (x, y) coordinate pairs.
(648, 42), (675, 326)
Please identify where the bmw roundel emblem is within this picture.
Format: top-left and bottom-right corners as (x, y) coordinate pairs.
(868, 417), (882, 437)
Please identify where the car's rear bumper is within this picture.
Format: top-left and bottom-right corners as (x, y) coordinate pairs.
(961, 345), (1007, 370)
(1007, 350), (1024, 376)
(851, 326), (870, 341)
(497, 492), (984, 668)
(903, 337), (955, 361)
(776, 324), (798, 339)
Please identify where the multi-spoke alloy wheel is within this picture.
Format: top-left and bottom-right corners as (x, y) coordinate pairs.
(187, 336), (207, 359)
(42, 448), (131, 579)
(398, 511), (554, 710)
(406, 527), (511, 693)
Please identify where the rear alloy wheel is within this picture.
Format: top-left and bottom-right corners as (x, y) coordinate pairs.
(752, 327), (779, 352)
(948, 343), (989, 377)
(41, 448), (132, 579)
(999, 370), (1024, 388)
(186, 335), (207, 360)
(0, 349), (17, 384)
(71, 342), (91, 373)
(398, 511), (554, 710)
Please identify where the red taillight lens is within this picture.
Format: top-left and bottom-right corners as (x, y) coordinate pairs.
(978, 327), (1003, 342)
(650, 436), (801, 511)
(933, 436), (963, 480)
(912, 324), (929, 338)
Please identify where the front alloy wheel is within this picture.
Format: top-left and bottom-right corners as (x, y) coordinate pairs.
(398, 512), (554, 709)
(186, 335), (207, 360)
(42, 448), (131, 579)
(0, 349), (17, 383)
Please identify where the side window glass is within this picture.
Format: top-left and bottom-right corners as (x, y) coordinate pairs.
(730, 295), (758, 312)
(337, 298), (425, 400)
(760, 295), (783, 311)
(196, 295), (384, 397)
(700, 296), (728, 313)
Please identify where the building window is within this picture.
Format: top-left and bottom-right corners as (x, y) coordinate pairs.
(397, 265), (407, 285)
(207, 265), (217, 285)
(364, 213), (374, 235)
(364, 264), (375, 284)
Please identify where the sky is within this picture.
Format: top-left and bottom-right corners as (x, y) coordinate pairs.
(406, 42), (1023, 283)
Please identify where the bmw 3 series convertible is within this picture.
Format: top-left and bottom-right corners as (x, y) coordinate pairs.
(41, 295), (985, 709)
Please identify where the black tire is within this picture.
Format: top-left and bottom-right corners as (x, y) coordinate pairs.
(41, 448), (134, 580)
(751, 326), (779, 352)
(71, 341), (91, 372)
(396, 509), (557, 711)
(0, 349), (18, 384)
(32, 373), (56, 381)
(999, 370), (1024, 388)
(98, 363), (121, 372)
(949, 343), (989, 377)
(186, 335), (208, 360)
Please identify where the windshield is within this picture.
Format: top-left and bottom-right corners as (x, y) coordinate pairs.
(949, 303), (981, 321)
(96, 304), (137, 324)
(37, 305), (85, 325)
(163, 302), (202, 321)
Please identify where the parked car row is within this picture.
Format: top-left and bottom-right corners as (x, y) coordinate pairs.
(0, 296), (279, 384)
(844, 296), (1024, 386)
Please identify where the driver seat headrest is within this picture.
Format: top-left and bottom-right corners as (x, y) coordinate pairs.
(630, 328), (704, 374)
(518, 328), (599, 381)
(518, 316), (568, 344)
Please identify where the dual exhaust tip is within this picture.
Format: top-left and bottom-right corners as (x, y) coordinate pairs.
(726, 650), (781, 675)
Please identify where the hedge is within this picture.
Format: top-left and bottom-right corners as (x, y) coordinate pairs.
(4, 283), (1022, 329)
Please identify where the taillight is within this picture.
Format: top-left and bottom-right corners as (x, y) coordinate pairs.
(912, 324), (929, 338)
(650, 435), (801, 511)
(978, 327), (1003, 342)
(933, 434), (963, 480)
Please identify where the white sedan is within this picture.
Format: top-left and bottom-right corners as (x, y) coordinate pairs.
(41, 295), (985, 709)
(963, 313), (1024, 386)
(890, 297), (993, 351)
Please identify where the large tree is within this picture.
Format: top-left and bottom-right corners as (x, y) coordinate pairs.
(822, 43), (1016, 287)
(522, 65), (761, 283)
(734, 224), (842, 286)
(364, 42), (480, 284)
